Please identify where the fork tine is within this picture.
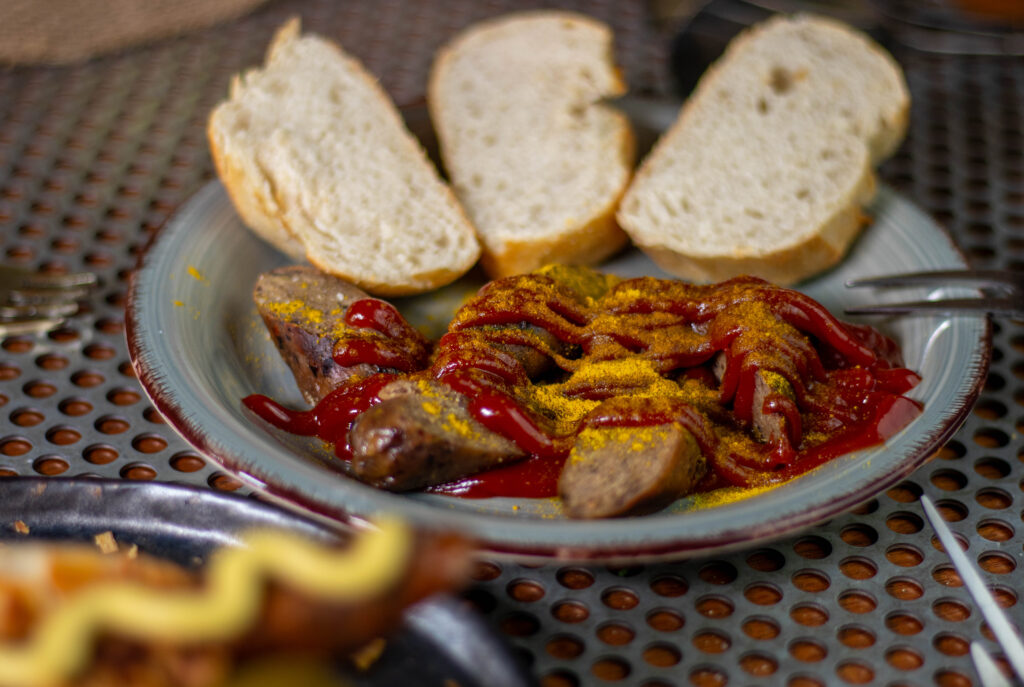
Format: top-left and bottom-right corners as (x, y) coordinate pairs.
(19, 271), (98, 289)
(0, 319), (67, 336)
(0, 266), (96, 334)
(846, 269), (1020, 292)
(921, 495), (1024, 684)
(0, 303), (80, 322)
(846, 297), (1022, 318)
(7, 286), (92, 305)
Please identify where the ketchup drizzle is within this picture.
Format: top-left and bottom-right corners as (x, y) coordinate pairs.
(245, 271), (923, 498)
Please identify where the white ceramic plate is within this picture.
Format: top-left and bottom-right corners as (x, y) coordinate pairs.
(127, 181), (990, 561)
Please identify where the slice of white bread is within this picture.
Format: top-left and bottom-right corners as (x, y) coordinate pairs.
(208, 19), (481, 296)
(617, 13), (910, 285)
(428, 11), (635, 278)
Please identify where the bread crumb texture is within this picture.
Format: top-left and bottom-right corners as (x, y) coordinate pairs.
(618, 14), (909, 284)
(209, 19), (480, 295)
(429, 11), (634, 276)
(92, 531), (118, 554)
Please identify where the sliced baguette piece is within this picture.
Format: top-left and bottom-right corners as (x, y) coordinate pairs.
(208, 18), (481, 296)
(428, 11), (634, 278)
(617, 13), (910, 285)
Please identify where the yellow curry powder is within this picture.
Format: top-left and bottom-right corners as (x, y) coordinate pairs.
(441, 265), (829, 502)
(572, 425), (675, 459)
(685, 483), (778, 509)
(263, 298), (326, 325)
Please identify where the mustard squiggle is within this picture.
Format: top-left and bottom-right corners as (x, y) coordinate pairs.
(0, 519), (411, 687)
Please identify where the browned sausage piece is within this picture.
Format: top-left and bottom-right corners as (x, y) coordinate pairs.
(559, 424), (706, 518)
(712, 353), (795, 447)
(348, 380), (526, 491)
(254, 266), (378, 404)
(239, 529), (471, 655)
(489, 323), (560, 379)
(750, 369), (796, 446)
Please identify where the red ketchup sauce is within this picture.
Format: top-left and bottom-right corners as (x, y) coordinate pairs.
(245, 271), (923, 499)
(243, 298), (429, 458)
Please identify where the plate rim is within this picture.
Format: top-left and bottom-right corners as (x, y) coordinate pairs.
(126, 180), (992, 562)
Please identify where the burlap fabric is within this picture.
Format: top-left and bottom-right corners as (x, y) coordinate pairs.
(0, 0), (269, 64)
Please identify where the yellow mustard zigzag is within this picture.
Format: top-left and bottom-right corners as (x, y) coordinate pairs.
(0, 519), (411, 687)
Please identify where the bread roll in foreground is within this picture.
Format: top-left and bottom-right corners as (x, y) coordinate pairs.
(617, 14), (910, 285)
(208, 19), (481, 296)
(429, 11), (635, 278)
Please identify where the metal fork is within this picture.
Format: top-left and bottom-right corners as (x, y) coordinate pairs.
(844, 269), (1023, 319)
(0, 265), (97, 335)
(921, 495), (1024, 686)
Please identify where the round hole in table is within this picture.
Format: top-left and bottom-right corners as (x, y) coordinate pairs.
(649, 574), (687, 597)
(793, 535), (832, 559)
(590, 656), (630, 681)
(692, 629), (731, 654)
(933, 632), (970, 656)
(788, 638), (827, 663)
(601, 587), (639, 611)
(552, 601), (589, 624)
(470, 561), (501, 582)
(739, 651), (778, 676)
(646, 608), (684, 633)
(791, 570), (830, 593)
(596, 622), (634, 646)
(695, 595), (733, 618)
(545, 634), (584, 660)
(642, 642), (681, 668)
(839, 557), (876, 580)
(168, 452), (205, 472)
(886, 611), (924, 636)
(507, 578), (546, 602)
(978, 518), (1014, 541)
(687, 666), (727, 687)
(790, 603), (829, 627)
(746, 548), (785, 572)
(742, 615), (780, 640)
(885, 577), (924, 600)
(837, 624), (876, 648)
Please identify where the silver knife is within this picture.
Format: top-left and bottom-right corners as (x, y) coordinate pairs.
(600, 93), (682, 133)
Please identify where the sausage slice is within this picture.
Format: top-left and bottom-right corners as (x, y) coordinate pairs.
(254, 266), (379, 404)
(559, 424), (705, 518)
(348, 380), (526, 491)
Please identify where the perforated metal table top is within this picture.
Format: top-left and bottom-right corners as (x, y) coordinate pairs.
(0, 1), (1022, 686)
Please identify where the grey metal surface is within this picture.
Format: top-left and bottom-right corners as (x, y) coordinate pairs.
(0, 1), (1022, 685)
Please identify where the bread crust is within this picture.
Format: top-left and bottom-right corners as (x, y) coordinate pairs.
(638, 171), (877, 285)
(208, 20), (306, 261)
(278, 21), (480, 295)
(483, 204), (631, 279)
(305, 258), (477, 298)
(484, 108), (635, 278)
(433, 9), (619, 61)
(617, 13), (909, 285)
(208, 18), (481, 295)
(207, 119), (304, 262)
(429, 10), (634, 279)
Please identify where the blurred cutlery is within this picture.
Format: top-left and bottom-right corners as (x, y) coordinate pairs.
(921, 495), (1024, 684)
